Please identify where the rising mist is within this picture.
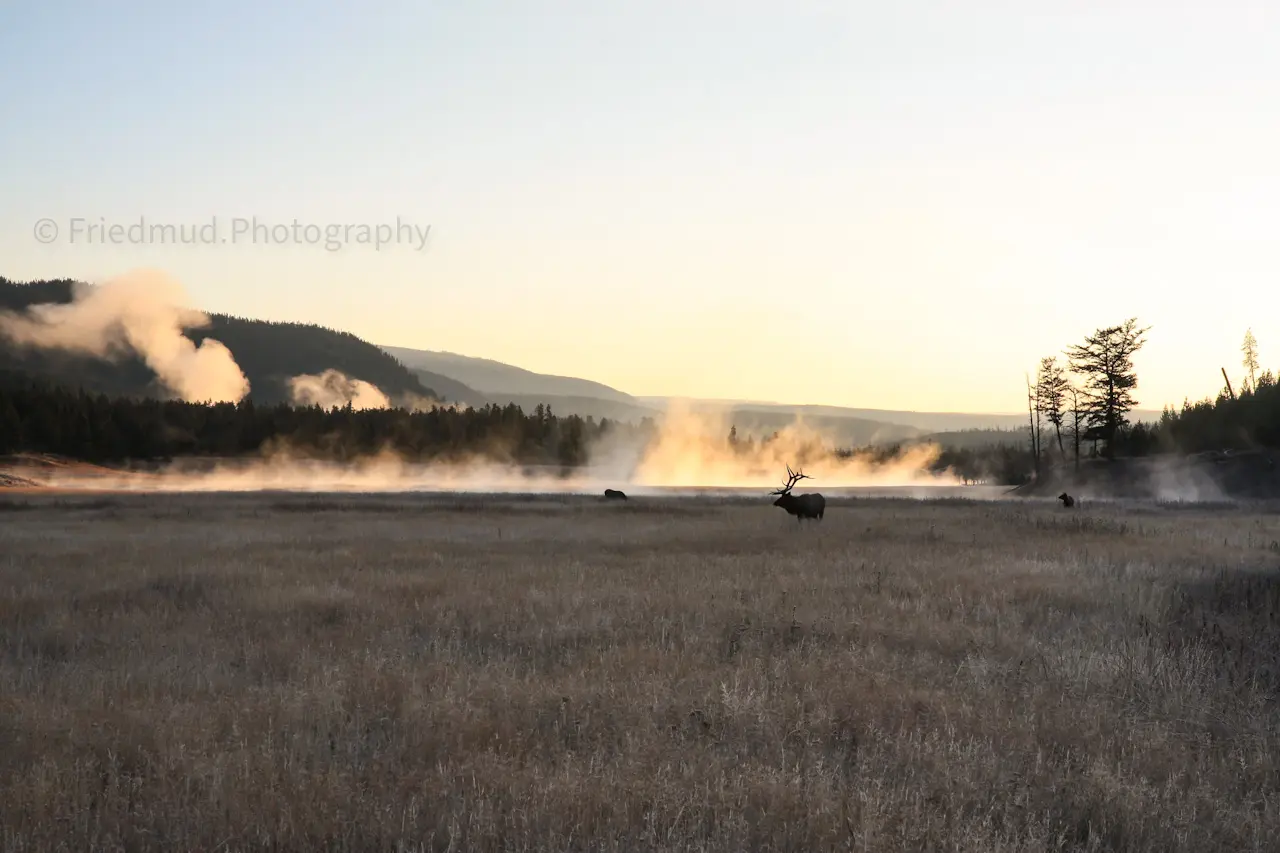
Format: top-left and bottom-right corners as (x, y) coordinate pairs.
(289, 369), (391, 410)
(12, 402), (959, 494)
(618, 400), (948, 489)
(0, 269), (250, 403)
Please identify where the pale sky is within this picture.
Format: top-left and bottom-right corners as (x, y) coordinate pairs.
(2, 1), (1277, 413)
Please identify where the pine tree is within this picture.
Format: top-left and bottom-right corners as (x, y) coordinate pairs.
(1064, 318), (1150, 458)
(1242, 328), (1260, 393)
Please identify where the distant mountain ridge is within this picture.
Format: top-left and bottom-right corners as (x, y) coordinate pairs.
(636, 398), (1031, 433)
(382, 346), (638, 404)
(378, 344), (1162, 437)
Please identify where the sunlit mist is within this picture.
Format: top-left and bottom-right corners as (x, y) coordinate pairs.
(0, 269), (250, 404)
(7, 399), (962, 495)
(288, 368), (391, 410)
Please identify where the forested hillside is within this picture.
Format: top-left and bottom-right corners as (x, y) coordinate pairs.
(0, 278), (445, 405)
(0, 370), (637, 468)
(188, 316), (436, 404)
(1115, 376), (1280, 455)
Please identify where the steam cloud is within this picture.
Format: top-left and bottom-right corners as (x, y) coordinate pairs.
(7, 399), (960, 495)
(289, 369), (391, 410)
(0, 269), (250, 403)
(619, 400), (947, 489)
(0, 270), (399, 414)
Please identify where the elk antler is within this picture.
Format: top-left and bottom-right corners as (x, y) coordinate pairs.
(769, 464), (813, 495)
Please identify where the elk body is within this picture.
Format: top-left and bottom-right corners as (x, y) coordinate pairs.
(770, 465), (825, 521)
(603, 488), (628, 501)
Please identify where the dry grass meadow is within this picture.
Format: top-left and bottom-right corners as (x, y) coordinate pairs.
(2, 490), (1280, 851)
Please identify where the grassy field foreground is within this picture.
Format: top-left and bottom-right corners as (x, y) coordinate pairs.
(2, 492), (1279, 851)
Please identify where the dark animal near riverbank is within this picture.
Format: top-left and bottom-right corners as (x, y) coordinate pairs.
(770, 465), (825, 521)
(604, 489), (628, 501)
(1059, 492), (1076, 508)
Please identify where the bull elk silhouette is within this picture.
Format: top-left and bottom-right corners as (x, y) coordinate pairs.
(770, 465), (825, 521)
(603, 488), (628, 501)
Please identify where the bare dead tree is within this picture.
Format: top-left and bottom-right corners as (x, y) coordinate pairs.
(1026, 373), (1042, 479)
(1068, 385), (1084, 472)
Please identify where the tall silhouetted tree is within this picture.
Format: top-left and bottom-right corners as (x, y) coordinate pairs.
(1067, 385), (1084, 471)
(1025, 373), (1042, 477)
(1064, 318), (1150, 458)
(1242, 328), (1260, 393)
(1037, 356), (1068, 462)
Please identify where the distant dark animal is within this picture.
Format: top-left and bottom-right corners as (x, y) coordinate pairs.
(603, 488), (628, 501)
(1058, 492), (1076, 508)
(770, 464), (825, 521)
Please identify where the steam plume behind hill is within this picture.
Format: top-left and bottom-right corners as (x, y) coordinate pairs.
(288, 369), (391, 410)
(0, 269), (250, 403)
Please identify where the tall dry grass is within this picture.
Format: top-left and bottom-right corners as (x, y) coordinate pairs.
(1, 491), (1278, 851)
